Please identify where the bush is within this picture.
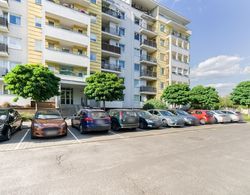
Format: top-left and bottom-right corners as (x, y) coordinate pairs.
(1, 102), (11, 108)
(143, 99), (166, 110)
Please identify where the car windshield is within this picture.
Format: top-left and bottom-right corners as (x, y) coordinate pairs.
(206, 111), (213, 116)
(90, 111), (108, 119)
(176, 110), (189, 116)
(35, 110), (62, 119)
(214, 110), (224, 115)
(160, 111), (174, 116)
(0, 110), (8, 121)
(138, 111), (152, 118)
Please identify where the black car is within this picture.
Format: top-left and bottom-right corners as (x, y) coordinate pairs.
(71, 109), (111, 133)
(136, 110), (163, 129)
(169, 109), (200, 126)
(0, 108), (23, 141)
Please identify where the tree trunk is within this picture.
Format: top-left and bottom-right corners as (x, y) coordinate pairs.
(103, 100), (106, 111)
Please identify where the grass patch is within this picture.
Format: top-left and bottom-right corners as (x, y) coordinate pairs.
(243, 114), (250, 122)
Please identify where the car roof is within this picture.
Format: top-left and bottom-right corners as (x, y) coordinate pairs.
(148, 109), (167, 111)
(80, 109), (105, 112)
(36, 109), (60, 114)
(109, 109), (137, 112)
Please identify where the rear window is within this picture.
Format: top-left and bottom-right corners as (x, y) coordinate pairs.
(205, 111), (213, 116)
(122, 111), (137, 118)
(90, 111), (108, 119)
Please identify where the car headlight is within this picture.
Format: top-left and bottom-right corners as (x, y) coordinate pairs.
(146, 119), (153, 123)
(33, 123), (42, 128)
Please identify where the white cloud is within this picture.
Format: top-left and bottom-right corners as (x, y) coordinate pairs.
(244, 66), (250, 74)
(206, 83), (236, 89)
(191, 55), (249, 78)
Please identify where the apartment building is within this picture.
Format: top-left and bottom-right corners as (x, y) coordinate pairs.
(0, 0), (191, 109)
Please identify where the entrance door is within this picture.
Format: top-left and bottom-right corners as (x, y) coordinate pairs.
(61, 88), (73, 105)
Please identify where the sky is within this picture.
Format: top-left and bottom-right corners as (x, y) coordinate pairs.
(158, 0), (250, 96)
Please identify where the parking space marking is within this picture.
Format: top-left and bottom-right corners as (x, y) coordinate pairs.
(15, 129), (30, 150)
(109, 130), (124, 137)
(68, 128), (80, 143)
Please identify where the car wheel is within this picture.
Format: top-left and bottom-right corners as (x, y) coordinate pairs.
(162, 119), (168, 127)
(200, 119), (206, 125)
(5, 128), (11, 141)
(112, 122), (120, 131)
(139, 122), (146, 129)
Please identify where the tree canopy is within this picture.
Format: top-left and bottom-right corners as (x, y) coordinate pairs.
(161, 84), (190, 106)
(143, 99), (166, 110)
(84, 72), (125, 109)
(230, 81), (250, 108)
(4, 64), (60, 108)
(189, 85), (220, 110)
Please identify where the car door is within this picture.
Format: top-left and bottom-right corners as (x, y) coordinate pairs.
(14, 111), (22, 131)
(74, 111), (83, 127)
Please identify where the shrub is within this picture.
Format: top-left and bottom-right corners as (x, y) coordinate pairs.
(1, 102), (11, 108)
(143, 99), (166, 110)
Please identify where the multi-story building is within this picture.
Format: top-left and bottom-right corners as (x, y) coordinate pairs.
(0, 0), (191, 110)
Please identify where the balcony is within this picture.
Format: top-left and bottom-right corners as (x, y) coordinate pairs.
(102, 43), (121, 58)
(140, 70), (157, 80)
(0, 0), (8, 8)
(102, 26), (121, 40)
(0, 67), (8, 77)
(0, 17), (8, 32)
(101, 62), (121, 73)
(44, 0), (90, 26)
(45, 24), (89, 47)
(140, 86), (157, 94)
(140, 39), (157, 53)
(56, 72), (87, 83)
(0, 43), (8, 57)
(140, 55), (157, 66)
(45, 48), (90, 68)
(102, 7), (122, 23)
(140, 25), (157, 38)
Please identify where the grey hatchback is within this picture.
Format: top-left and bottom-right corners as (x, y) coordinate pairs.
(109, 109), (139, 131)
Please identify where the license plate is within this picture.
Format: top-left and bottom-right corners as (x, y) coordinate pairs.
(96, 120), (104, 125)
(46, 131), (57, 136)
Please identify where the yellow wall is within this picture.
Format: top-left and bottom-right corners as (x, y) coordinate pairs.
(27, 0), (42, 64)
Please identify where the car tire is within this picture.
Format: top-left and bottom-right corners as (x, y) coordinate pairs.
(112, 122), (120, 131)
(200, 119), (206, 125)
(130, 128), (137, 131)
(162, 119), (168, 127)
(5, 128), (11, 141)
(139, 122), (147, 129)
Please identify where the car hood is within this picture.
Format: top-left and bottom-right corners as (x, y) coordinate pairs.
(33, 119), (65, 126)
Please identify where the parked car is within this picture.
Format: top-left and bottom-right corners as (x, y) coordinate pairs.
(31, 110), (67, 139)
(136, 110), (163, 129)
(210, 110), (232, 123)
(221, 110), (243, 122)
(0, 108), (22, 141)
(169, 109), (200, 126)
(190, 110), (215, 125)
(148, 109), (185, 127)
(71, 109), (111, 133)
(109, 109), (139, 131)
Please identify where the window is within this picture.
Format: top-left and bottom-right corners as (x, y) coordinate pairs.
(34, 40), (42, 51)
(134, 17), (140, 25)
(172, 66), (177, 74)
(48, 42), (55, 49)
(10, 14), (21, 25)
(14, 0), (21, 2)
(8, 37), (22, 50)
(134, 48), (140, 57)
(183, 69), (189, 77)
(134, 80), (140, 88)
(90, 0), (96, 4)
(9, 61), (20, 70)
(160, 68), (165, 75)
(119, 60), (125, 69)
(178, 68), (182, 75)
(35, 0), (41, 5)
(48, 66), (56, 72)
(160, 82), (164, 90)
(160, 53), (165, 61)
(160, 24), (165, 32)
(48, 20), (54, 26)
(90, 13), (97, 23)
(134, 63), (140, 71)
(119, 44), (125, 53)
(35, 17), (42, 28)
(90, 33), (97, 42)
(90, 52), (96, 61)
(134, 32), (140, 40)
(120, 12), (125, 20)
(134, 95), (140, 102)
(160, 39), (165, 47)
(119, 28), (125, 36)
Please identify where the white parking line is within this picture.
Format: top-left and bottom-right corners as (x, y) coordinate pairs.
(109, 131), (123, 137)
(68, 129), (80, 143)
(15, 129), (30, 150)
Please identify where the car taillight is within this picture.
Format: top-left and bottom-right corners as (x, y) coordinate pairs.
(84, 117), (93, 122)
(120, 112), (123, 119)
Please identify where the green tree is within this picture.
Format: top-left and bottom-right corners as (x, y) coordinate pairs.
(4, 64), (60, 110)
(161, 84), (190, 107)
(143, 99), (166, 110)
(189, 85), (220, 110)
(84, 72), (125, 109)
(219, 96), (235, 109)
(231, 81), (250, 115)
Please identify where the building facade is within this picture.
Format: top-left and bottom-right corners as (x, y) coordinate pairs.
(0, 0), (191, 109)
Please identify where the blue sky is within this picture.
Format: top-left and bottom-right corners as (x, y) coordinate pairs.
(159, 0), (250, 96)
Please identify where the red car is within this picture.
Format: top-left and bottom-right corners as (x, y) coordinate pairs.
(190, 110), (215, 125)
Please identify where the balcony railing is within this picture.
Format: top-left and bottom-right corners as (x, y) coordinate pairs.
(0, 43), (8, 53)
(132, 3), (153, 16)
(46, 47), (88, 57)
(47, 23), (88, 36)
(140, 70), (157, 78)
(140, 86), (157, 93)
(102, 43), (121, 54)
(140, 24), (155, 32)
(172, 32), (189, 41)
(47, 0), (88, 15)
(102, 26), (120, 37)
(0, 17), (8, 28)
(101, 62), (121, 72)
(140, 55), (157, 63)
(59, 70), (84, 78)
(141, 39), (157, 48)
(102, 7), (122, 19)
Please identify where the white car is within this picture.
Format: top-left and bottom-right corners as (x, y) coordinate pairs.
(211, 110), (231, 123)
(221, 110), (243, 122)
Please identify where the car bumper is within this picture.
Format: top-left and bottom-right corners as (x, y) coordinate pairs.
(31, 128), (67, 138)
(120, 124), (139, 129)
(168, 121), (185, 127)
(147, 122), (162, 128)
(84, 125), (111, 132)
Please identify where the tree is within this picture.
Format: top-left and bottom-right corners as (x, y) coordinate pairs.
(189, 85), (220, 110)
(4, 64), (60, 110)
(84, 72), (125, 109)
(161, 84), (190, 107)
(143, 99), (166, 110)
(219, 96), (235, 109)
(231, 81), (250, 115)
